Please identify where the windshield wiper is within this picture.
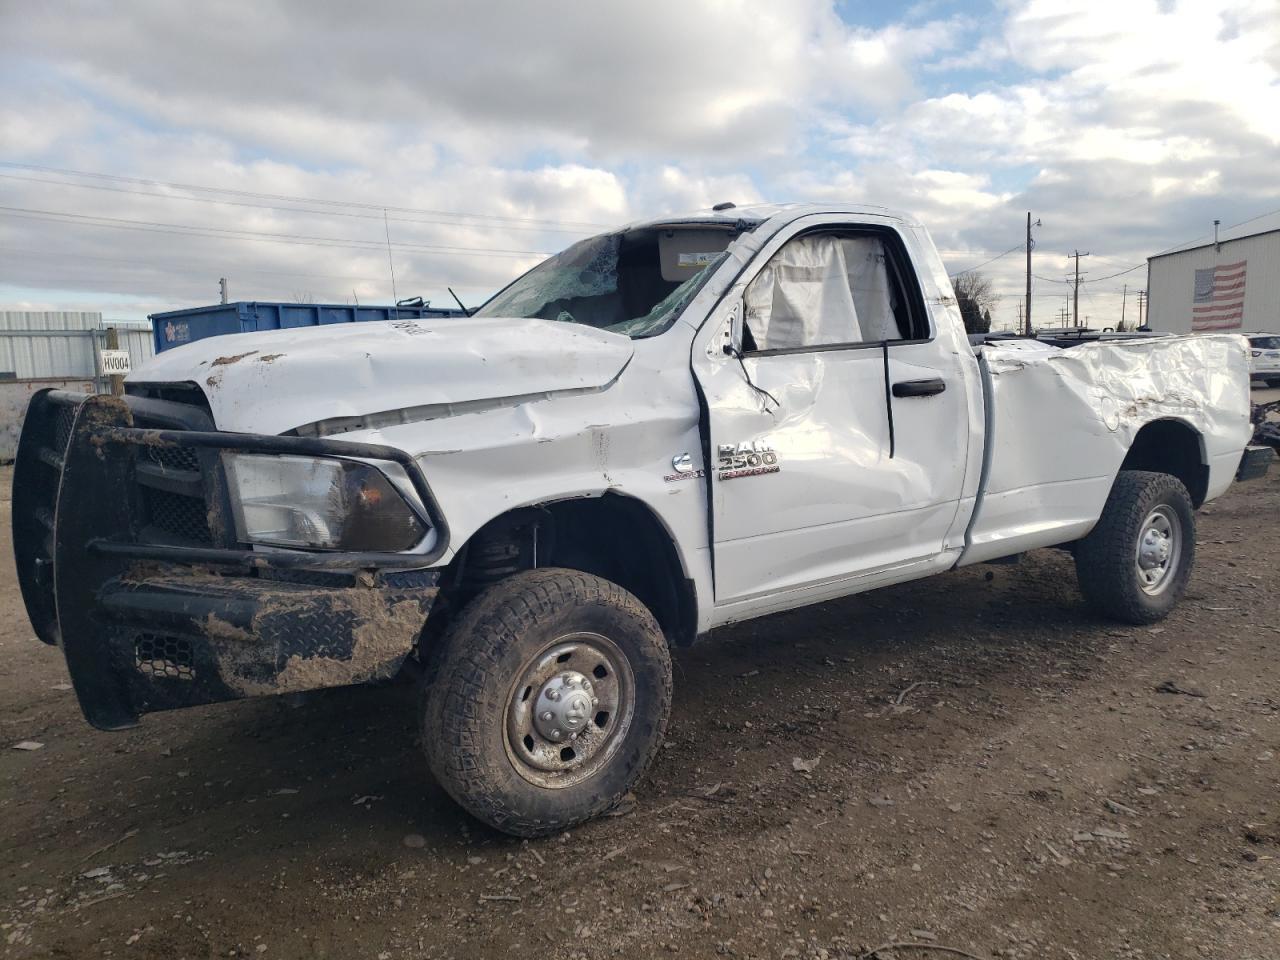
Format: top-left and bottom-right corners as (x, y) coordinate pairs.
(448, 287), (473, 317)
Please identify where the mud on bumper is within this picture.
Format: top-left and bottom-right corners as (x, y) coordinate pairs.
(14, 390), (446, 731)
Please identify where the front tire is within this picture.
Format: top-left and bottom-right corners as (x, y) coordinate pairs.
(422, 568), (672, 837)
(1074, 470), (1195, 625)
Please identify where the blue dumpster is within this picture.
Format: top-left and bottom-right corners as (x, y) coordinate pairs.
(150, 301), (465, 353)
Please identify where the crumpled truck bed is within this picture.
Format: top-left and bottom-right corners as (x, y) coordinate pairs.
(961, 333), (1252, 565)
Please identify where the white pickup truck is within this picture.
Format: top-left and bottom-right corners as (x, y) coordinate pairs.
(15, 203), (1271, 836)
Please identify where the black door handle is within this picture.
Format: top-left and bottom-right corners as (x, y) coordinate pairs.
(892, 378), (946, 398)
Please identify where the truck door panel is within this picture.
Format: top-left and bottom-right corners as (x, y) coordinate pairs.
(693, 221), (969, 605)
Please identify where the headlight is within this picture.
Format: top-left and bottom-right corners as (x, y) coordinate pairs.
(224, 453), (426, 551)
(1252, 350), (1263, 357)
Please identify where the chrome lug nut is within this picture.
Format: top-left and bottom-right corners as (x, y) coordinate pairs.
(540, 711), (554, 722)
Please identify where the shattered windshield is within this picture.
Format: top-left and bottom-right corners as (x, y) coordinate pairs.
(474, 228), (732, 339)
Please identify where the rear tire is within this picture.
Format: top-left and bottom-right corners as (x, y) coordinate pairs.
(1074, 470), (1195, 625)
(422, 568), (672, 837)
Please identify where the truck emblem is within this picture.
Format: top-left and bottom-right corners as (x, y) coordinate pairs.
(717, 441), (780, 480)
(664, 453), (704, 483)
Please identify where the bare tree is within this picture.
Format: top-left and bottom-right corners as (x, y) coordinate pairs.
(952, 271), (999, 334)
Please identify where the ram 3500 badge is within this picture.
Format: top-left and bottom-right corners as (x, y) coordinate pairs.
(717, 440), (780, 480)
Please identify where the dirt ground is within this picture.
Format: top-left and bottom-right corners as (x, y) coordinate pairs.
(2, 461), (1279, 960)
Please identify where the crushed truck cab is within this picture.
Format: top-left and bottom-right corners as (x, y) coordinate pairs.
(15, 202), (1268, 836)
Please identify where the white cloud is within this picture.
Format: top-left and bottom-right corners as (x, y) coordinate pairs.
(0, 0), (1276, 333)
(2, 0), (949, 160)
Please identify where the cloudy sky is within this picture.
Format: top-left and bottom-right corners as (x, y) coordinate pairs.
(1, 0), (1277, 330)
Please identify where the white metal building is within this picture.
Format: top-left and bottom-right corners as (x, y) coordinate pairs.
(1147, 213), (1280, 335)
(0, 310), (154, 379)
(0, 311), (155, 461)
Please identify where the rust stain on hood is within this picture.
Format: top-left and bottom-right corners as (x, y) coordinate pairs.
(211, 351), (259, 367)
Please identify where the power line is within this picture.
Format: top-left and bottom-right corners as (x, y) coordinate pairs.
(946, 242), (1026, 277)
(0, 246), (387, 283)
(0, 253), (493, 300)
(1085, 263), (1145, 281)
(0, 161), (612, 230)
(1151, 204), (1280, 257)
(1089, 253), (1141, 270)
(0, 172), (597, 236)
(1033, 262), (1144, 285)
(0, 205), (553, 258)
(1, 266), (452, 297)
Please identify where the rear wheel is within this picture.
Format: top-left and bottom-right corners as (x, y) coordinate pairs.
(422, 568), (672, 837)
(1074, 470), (1195, 624)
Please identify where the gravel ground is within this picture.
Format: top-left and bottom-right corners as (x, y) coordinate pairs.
(1, 459), (1278, 960)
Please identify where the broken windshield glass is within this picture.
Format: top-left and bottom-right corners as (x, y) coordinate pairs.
(474, 229), (728, 339)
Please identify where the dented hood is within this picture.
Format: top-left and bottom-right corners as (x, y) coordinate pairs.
(130, 316), (635, 435)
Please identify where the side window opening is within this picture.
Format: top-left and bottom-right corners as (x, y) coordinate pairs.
(742, 230), (922, 352)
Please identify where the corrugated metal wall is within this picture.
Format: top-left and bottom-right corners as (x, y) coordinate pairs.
(0, 312), (158, 460)
(0, 311), (155, 380)
(1147, 231), (1280, 334)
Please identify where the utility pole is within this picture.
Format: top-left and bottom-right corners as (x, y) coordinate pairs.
(1017, 301), (1023, 331)
(1120, 283), (1127, 331)
(219, 277), (229, 305)
(1137, 289), (1147, 328)
(1071, 250), (1090, 327)
(1025, 212), (1036, 336)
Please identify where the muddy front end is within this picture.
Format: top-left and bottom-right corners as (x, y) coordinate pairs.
(12, 389), (449, 731)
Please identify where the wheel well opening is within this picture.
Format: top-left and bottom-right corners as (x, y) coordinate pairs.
(435, 495), (697, 647)
(1119, 419), (1208, 507)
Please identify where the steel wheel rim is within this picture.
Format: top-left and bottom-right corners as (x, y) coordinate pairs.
(1135, 504), (1182, 596)
(504, 632), (635, 789)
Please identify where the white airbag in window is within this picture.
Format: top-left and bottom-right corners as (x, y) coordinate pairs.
(744, 234), (901, 350)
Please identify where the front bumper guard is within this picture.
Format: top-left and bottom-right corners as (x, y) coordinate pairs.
(13, 389), (448, 730)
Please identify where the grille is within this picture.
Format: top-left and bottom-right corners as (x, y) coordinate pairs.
(143, 487), (212, 544)
(132, 415), (212, 545)
(135, 633), (196, 680)
(140, 442), (200, 473)
(53, 405), (76, 454)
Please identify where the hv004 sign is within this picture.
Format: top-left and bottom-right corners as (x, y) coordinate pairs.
(99, 349), (132, 375)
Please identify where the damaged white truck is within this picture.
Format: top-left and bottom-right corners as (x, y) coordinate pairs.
(15, 203), (1272, 836)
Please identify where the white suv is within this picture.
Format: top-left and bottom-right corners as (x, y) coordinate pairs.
(1248, 334), (1280, 387)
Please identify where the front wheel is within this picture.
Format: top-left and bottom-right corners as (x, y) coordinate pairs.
(1074, 470), (1195, 624)
(422, 568), (672, 837)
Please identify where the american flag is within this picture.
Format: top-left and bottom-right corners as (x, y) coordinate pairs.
(1191, 260), (1247, 331)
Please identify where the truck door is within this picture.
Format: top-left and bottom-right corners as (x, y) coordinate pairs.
(692, 218), (972, 610)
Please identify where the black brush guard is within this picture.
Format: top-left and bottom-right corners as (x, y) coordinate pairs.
(13, 389), (448, 731)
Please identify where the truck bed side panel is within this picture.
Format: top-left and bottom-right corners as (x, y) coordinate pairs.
(959, 334), (1251, 565)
